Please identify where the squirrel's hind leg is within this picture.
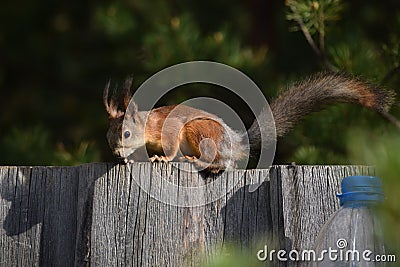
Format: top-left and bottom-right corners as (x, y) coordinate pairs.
(178, 155), (198, 162)
(180, 118), (230, 173)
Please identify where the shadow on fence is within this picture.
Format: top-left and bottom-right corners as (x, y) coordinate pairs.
(0, 163), (372, 267)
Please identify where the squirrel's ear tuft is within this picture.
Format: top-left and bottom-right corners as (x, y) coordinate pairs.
(103, 80), (124, 119)
(122, 76), (134, 110)
(122, 76), (139, 119)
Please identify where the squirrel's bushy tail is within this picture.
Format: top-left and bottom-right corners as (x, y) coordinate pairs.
(248, 72), (395, 154)
(271, 72), (394, 136)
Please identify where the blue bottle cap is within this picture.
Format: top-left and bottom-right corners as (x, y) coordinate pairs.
(336, 176), (384, 206)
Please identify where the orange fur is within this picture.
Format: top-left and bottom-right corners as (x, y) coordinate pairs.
(180, 119), (223, 163)
(143, 105), (223, 164)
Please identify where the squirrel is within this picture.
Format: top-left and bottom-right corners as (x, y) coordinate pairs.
(104, 72), (395, 173)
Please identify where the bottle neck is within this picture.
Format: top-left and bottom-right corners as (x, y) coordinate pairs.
(337, 176), (384, 207)
(337, 191), (384, 207)
(341, 200), (381, 208)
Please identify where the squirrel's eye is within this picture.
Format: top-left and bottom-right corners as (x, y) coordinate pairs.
(124, 130), (131, 139)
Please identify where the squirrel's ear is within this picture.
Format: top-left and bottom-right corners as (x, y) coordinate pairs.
(103, 80), (124, 119)
(122, 76), (134, 110)
(126, 100), (139, 119)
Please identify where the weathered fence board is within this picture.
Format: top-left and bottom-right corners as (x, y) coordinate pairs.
(0, 163), (373, 266)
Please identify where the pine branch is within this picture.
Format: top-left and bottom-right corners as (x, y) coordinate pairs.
(379, 110), (400, 130)
(286, 0), (338, 72)
(382, 65), (400, 85)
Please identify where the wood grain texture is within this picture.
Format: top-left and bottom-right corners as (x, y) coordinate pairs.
(0, 166), (81, 266)
(0, 164), (373, 267)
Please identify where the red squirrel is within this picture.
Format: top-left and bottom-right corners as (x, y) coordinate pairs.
(104, 72), (395, 173)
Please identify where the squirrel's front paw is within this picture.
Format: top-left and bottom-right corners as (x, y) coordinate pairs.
(149, 155), (170, 163)
(121, 158), (134, 164)
(178, 155), (198, 162)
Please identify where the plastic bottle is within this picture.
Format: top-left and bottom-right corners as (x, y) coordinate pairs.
(313, 176), (385, 266)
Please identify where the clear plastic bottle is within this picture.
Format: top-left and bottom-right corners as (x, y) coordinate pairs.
(313, 176), (385, 266)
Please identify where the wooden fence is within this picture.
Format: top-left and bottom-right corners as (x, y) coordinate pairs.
(0, 163), (372, 266)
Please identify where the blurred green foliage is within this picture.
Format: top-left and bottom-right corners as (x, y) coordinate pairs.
(200, 244), (266, 267)
(347, 129), (400, 255)
(0, 0), (399, 166)
(0, 126), (100, 165)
